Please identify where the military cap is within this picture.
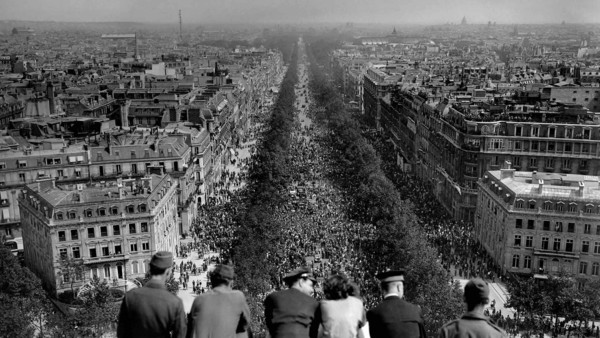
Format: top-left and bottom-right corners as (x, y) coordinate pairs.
(376, 269), (406, 283)
(464, 278), (489, 303)
(283, 267), (317, 284)
(149, 251), (173, 269)
(211, 264), (235, 280)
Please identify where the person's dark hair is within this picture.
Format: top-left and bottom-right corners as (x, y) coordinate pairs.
(209, 269), (231, 287)
(323, 274), (351, 300)
(149, 265), (168, 276)
(347, 281), (361, 297)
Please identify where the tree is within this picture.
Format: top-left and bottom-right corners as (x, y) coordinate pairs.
(56, 253), (87, 296)
(0, 246), (50, 337)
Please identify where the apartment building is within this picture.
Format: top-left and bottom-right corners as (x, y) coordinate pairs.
(19, 174), (179, 294)
(477, 167), (600, 284)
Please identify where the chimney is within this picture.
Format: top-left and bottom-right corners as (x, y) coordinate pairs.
(47, 82), (55, 115)
(120, 100), (130, 127)
(579, 181), (585, 197)
(538, 179), (544, 194)
(500, 160), (515, 179)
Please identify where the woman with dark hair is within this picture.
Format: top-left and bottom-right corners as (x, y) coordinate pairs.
(319, 274), (366, 338)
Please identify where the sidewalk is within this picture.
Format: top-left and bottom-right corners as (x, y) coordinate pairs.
(173, 249), (219, 312)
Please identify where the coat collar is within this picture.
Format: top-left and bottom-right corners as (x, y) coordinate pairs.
(144, 279), (167, 290)
(461, 310), (488, 321)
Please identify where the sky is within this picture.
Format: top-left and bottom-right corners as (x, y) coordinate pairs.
(0, 0), (599, 25)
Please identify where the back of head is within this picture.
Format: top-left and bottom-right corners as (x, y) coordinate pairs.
(464, 278), (489, 310)
(210, 264), (234, 287)
(323, 274), (350, 300)
(149, 251), (173, 276)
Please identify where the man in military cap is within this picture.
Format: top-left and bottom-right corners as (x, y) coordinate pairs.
(367, 269), (426, 338)
(264, 267), (321, 338)
(117, 251), (186, 338)
(438, 278), (507, 338)
(187, 264), (252, 338)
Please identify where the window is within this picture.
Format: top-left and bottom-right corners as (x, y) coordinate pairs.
(68, 211), (77, 219)
(526, 236), (533, 248)
(529, 200), (536, 209)
(129, 224), (136, 234)
(515, 219), (523, 228)
(59, 248), (68, 259)
(527, 220), (535, 229)
(102, 246), (109, 256)
(19, 173), (25, 182)
(512, 255), (520, 268)
(139, 204), (147, 213)
(57, 169), (64, 177)
(87, 228), (95, 238)
(18, 161), (27, 168)
(584, 129), (591, 139)
(553, 238), (561, 251)
(114, 244), (122, 255)
(71, 229), (78, 240)
(556, 203), (564, 212)
(568, 223), (575, 233)
(55, 212), (63, 220)
(98, 208), (106, 216)
(585, 205), (594, 214)
(542, 237), (549, 250)
(531, 141), (539, 151)
(113, 225), (120, 236)
(568, 204), (577, 213)
(595, 242), (600, 254)
(132, 261), (139, 274)
(597, 225), (600, 235)
(593, 263), (600, 276)
(555, 222), (563, 232)
(543, 201), (553, 211)
(546, 158), (554, 168)
(111, 206), (119, 215)
(514, 235), (522, 246)
(130, 243), (138, 252)
(127, 205), (135, 213)
(580, 261), (588, 274)
(531, 126), (539, 137)
(63, 271), (70, 283)
(85, 209), (93, 218)
(565, 128), (573, 138)
(585, 224), (591, 234)
(142, 242), (150, 251)
(524, 256), (532, 269)
(58, 231), (66, 242)
(131, 151), (136, 159)
(100, 226), (108, 237)
(562, 159), (571, 170)
(72, 247), (80, 258)
(543, 221), (550, 231)
(141, 222), (148, 233)
(89, 248), (97, 258)
(0, 162), (5, 169)
(582, 241), (590, 253)
(115, 164), (122, 174)
(515, 126), (522, 136)
(516, 200), (524, 208)
(566, 239), (573, 252)
(75, 169), (81, 177)
(548, 127), (556, 138)
(103, 265), (111, 278)
(565, 143), (572, 152)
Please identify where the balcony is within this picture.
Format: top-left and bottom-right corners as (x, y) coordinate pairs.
(579, 168), (589, 175)
(533, 249), (579, 259)
(561, 167), (572, 173)
(84, 253), (128, 265)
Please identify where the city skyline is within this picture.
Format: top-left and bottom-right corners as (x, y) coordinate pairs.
(1, 0), (600, 25)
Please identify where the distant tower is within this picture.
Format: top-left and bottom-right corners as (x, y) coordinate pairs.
(392, 27), (397, 35)
(461, 16), (467, 25)
(179, 10), (183, 41)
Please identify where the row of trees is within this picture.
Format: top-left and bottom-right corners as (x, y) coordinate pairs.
(229, 39), (300, 334)
(304, 34), (464, 335)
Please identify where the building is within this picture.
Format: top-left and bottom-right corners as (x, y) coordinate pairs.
(19, 174), (179, 294)
(476, 166), (600, 284)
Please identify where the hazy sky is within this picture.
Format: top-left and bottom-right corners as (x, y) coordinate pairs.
(1, 0), (599, 25)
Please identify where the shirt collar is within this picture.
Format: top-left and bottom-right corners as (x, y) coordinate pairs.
(384, 293), (400, 299)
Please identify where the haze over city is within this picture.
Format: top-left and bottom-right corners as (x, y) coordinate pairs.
(1, 0), (600, 24)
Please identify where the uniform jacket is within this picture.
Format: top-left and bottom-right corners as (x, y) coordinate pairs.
(186, 285), (252, 338)
(367, 295), (426, 338)
(264, 288), (320, 338)
(438, 310), (507, 338)
(117, 279), (187, 338)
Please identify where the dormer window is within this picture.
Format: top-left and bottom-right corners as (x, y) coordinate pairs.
(55, 212), (64, 220)
(85, 209), (93, 218)
(98, 208), (106, 216)
(138, 204), (147, 213)
(68, 211), (77, 219)
(110, 206), (119, 215)
(127, 205), (135, 213)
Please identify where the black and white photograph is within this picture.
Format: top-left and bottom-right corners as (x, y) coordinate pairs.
(1, 0), (600, 337)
